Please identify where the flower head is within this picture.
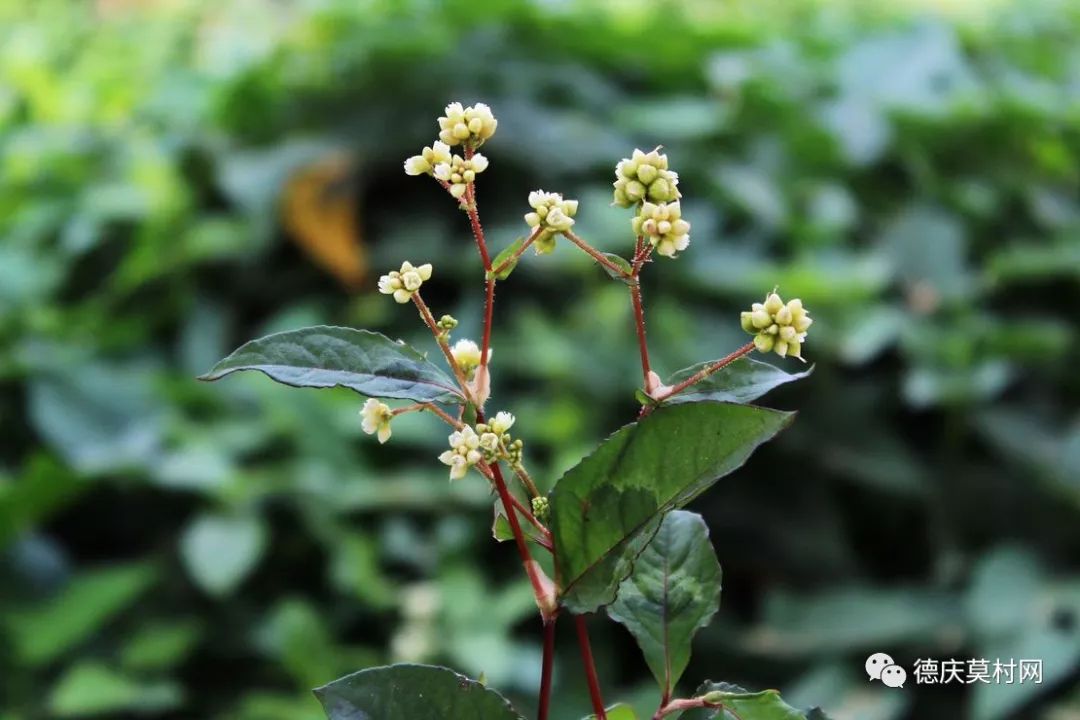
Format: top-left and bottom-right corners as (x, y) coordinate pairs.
(378, 261), (433, 303)
(740, 291), (812, 360)
(613, 148), (681, 207)
(438, 102), (498, 147)
(524, 190), (578, 254)
(360, 398), (394, 444)
(432, 152), (489, 198)
(403, 141), (452, 176)
(450, 339), (490, 379)
(632, 201), (691, 258)
(438, 425), (483, 481)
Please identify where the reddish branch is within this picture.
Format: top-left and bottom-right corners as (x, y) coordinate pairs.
(575, 615), (607, 720)
(537, 618), (557, 720)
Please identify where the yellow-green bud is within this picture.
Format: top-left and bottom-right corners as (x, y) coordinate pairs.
(612, 147), (682, 207)
(531, 496), (550, 521)
(742, 291), (811, 361)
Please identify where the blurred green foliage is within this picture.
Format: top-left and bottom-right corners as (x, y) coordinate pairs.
(2, 0), (1079, 718)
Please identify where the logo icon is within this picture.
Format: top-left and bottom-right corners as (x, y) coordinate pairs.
(866, 652), (906, 688)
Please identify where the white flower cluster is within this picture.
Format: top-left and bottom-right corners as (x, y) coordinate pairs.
(378, 261), (433, 304)
(437, 412), (517, 481)
(740, 291), (813, 359)
(360, 398), (393, 443)
(438, 102), (498, 147)
(524, 190), (579, 254)
(631, 201), (691, 258)
(404, 103), (497, 196)
(613, 148), (681, 207)
(439, 426), (482, 481)
(433, 153), (489, 199)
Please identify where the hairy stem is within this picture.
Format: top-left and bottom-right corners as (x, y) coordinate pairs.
(629, 281), (652, 385)
(505, 492), (553, 551)
(478, 411), (556, 621)
(575, 615), (607, 720)
(561, 230), (633, 278)
(537, 618), (557, 720)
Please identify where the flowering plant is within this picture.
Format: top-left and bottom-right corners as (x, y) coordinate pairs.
(202, 102), (824, 720)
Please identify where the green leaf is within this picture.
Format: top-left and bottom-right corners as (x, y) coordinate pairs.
(314, 664), (524, 720)
(601, 253), (634, 284)
(487, 236), (526, 280)
(5, 563), (156, 666)
(550, 402), (793, 613)
(583, 703), (639, 719)
(681, 682), (812, 720)
(492, 498), (545, 546)
(49, 663), (182, 717)
(663, 358), (812, 406)
(607, 511), (722, 696)
(180, 513), (267, 596)
(200, 326), (464, 404)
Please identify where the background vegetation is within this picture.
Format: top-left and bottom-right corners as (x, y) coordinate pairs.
(1, 1), (1079, 718)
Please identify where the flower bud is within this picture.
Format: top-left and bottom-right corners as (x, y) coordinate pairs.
(378, 261), (432, 304)
(523, 189), (578, 253)
(634, 200), (691, 258)
(612, 147), (682, 207)
(741, 290), (811, 361)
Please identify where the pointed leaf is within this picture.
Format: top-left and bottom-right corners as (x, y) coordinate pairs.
(681, 682), (815, 720)
(200, 326), (463, 404)
(314, 664), (524, 720)
(601, 253), (634, 284)
(664, 358), (812, 406)
(550, 402), (793, 613)
(487, 237), (527, 280)
(607, 511), (722, 696)
(492, 498), (545, 546)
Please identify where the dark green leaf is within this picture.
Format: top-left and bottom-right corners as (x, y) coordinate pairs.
(487, 237), (527, 280)
(601, 253), (634, 284)
(200, 326), (463, 404)
(663, 358), (812, 406)
(550, 402), (793, 613)
(607, 511), (722, 695)
(314, 664), (524, 720)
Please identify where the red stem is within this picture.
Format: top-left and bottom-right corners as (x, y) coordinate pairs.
(538, 618), (557, 720)
(653, 342), (755, 402)
(481, 277), (495, 369)
(575, 615), (607, 720)
(629, 280), (651, 385)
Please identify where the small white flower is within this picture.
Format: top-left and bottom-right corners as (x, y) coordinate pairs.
(450, 339), (490, 379)
(490, 411), (515, 435)
(437, 101), (497, 147)
(404, 155), (430, 176)
(523, 190), (579, 254)
(378, 261), (432, 304)
(360, 398), (393, 444)
(439, 425), (483, 481)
